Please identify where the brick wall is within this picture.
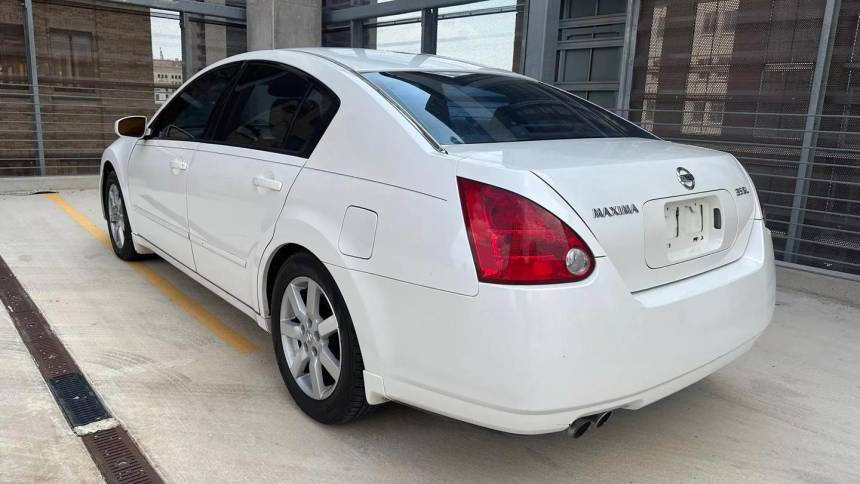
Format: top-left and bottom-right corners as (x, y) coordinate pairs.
(0, 0), (156, 176)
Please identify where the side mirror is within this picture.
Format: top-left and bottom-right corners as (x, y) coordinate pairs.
(115, 116), (147, 138)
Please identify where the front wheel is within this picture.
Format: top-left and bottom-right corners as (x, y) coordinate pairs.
(104, 171), (143, 261)
(271, 253), (370, 424)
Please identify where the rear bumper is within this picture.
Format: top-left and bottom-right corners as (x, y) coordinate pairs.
(331, 220), (775, 435)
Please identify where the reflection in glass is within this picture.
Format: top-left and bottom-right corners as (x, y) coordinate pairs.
(437, 12), (517, 70)
(364, 17), (422, 53)
(364, 71), (652, 144)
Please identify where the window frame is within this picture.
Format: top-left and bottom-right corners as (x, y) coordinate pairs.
(0, 23), (28, 86)
(203, 60), (341, 159)
(48, 29), (97, 85)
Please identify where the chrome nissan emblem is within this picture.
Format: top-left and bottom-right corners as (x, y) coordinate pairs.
(676, 167), (695, 190)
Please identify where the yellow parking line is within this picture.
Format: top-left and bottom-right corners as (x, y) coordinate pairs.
(46, 193), (258, 354)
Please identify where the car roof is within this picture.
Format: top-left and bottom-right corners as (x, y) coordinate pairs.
(285, 47), (515, 75)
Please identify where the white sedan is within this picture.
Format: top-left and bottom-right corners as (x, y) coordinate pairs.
(101, 48), (775, 436)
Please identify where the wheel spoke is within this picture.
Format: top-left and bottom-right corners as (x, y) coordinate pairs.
(291, 348), (309, 378)
(286, 283), (307, 324)
(317, 316), (337, 337)
(305, 280), (320, 320)
(279, 319), (302, 339)
(319, 347), (340, 381)
(309, 357), (324, 398)
(108, 190), (118, 220)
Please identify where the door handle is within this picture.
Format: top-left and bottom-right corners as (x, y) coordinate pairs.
(253, 176), (283, 191)
(169, 159), (188, 171)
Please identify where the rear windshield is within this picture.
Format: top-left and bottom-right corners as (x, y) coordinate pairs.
(363, 71), (655, 145)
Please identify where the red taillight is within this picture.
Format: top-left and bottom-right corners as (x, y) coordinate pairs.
(457, 177), (595, 284)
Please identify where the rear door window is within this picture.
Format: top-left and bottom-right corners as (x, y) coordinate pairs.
(213, 62), (311, 150)
(283, 86), (339, 156)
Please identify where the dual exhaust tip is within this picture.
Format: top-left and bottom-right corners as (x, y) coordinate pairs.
(567, 411), (613, 439)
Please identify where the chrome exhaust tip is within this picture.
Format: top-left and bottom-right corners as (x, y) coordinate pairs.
(568, 410), (614, 438)
(595, 410), (612, 428)
(567, 417), (592, 438)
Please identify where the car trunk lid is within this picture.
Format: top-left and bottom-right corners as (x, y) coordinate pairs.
(447, 138), (758, 292)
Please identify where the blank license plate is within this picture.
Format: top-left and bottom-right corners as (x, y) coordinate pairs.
(665, 200), (707, 242)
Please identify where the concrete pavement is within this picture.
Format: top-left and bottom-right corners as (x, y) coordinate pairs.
(1, 188), (859, 483)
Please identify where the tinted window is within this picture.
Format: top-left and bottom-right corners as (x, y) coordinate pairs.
(363, 71), (655, 144)
(214, 63), (310, 150)
(150, 64), (239, 140)
(284, 87), (339, 155)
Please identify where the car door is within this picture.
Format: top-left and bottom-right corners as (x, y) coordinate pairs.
(186, 62), (339, 310)
(127, 63), (240, 269)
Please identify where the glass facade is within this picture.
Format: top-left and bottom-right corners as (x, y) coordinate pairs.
(364, 13), (422, 54)
(322, 0), (526, 72)
(437, 0), (522, 71)
(0, 0), (246, 177)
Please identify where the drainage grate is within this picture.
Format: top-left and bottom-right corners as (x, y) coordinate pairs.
(29, 336), (78, 378)
(0, 255), (163, 483)
(82, 428), (163, 484)
(1, 289), (38, 314)
(49, 373), (111, 427)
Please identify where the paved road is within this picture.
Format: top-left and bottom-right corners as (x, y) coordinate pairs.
(1, 189), (859, 483)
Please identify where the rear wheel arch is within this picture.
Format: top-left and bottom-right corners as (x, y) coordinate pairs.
(269, 251), (372, 423)
(262, 244), (375, 368)
(264, 243), (312, 315)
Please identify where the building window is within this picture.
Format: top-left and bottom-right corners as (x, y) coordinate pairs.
(754, 63), (813, 140)
(49, 29), (96, 84)
(0, 23), (27, 85)
(563, 0), (626, 19)
(678, 0), (738, 136)
(639, 2), (667, 130)
(682, 100), (725, 135)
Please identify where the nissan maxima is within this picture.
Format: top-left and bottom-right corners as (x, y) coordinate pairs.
(100, 48), (775, 436)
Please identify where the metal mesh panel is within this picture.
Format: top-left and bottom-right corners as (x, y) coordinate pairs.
(630, 0), (860, 276)
(808, 0), (860, 273)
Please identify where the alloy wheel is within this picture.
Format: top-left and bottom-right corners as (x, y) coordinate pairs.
(279, 276), (342, 400)
(107, 184), (126, 248)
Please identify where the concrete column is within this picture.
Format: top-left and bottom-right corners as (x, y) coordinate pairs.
(247, 0), (322, 50)
(522, 0), (561, 82)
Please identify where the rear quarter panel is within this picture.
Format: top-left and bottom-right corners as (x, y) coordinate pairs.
(258, 56), (479, 365)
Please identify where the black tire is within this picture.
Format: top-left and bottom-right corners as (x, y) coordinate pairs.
(103, 171), (143, 261)
(271, 252), (370, 424)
